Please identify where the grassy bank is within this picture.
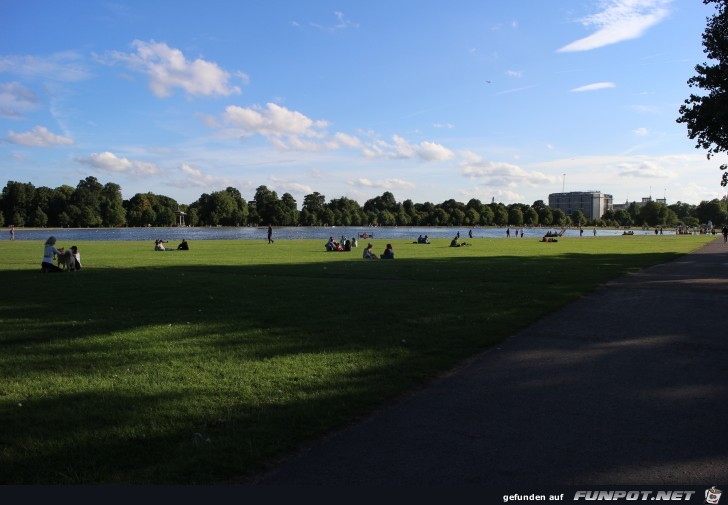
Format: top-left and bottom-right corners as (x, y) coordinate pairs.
(0, 235), (714, 483)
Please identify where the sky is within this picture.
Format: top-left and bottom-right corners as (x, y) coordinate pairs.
(1, 0), (725, 208)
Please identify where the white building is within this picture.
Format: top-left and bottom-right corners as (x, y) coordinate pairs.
(548, 191), (613, 219)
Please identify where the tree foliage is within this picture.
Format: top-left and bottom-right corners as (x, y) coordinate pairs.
(0, 178), (722, 228)
(677, 0), (728, 185)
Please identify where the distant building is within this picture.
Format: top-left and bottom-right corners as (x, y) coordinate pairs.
(613, 196), (667, 211)
(548, 191), (613, 219)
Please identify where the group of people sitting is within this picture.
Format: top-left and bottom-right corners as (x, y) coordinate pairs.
(40, 236), (81, 272)
(325, 236), (358, 252)
(415, 234), (431, 244)
(362, 243), (394, 259)
(155, 239), (189, 251)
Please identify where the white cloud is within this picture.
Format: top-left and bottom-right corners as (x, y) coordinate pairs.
(460, 150), (556, 187)
(461, 187), (524, 203)
(75, 151), (160, 176)
(268, 176), (313, 195)
(224, 102), (327, 140)
(617, 159), (678, 179)
(310, 11), (359, 31)
(0, 82), (39, 118)
(7, 125), (73, 147)
(633, 127), (650, 136)
(348, 178), (416, 190)
(0, 52), (90, 81)
(570, 81), (616, 92)
(505, 69), (523, 78)
(326, 132), (362, 149)
(432, 123), (455, 129)
(101, 40), (243, 98)
(558, 0), (672, 52)
(363, 134), (455, 162)
(173, 163), (248, 190)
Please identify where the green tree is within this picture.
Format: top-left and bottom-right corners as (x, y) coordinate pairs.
(1, 181), (35, 227)
(364, 191), (397, 213)
(493, 206), (508, 226)
(571, 209), (585, 226)
(100, 182), (126, 227)
(523, 207), (538, 226)
(224, 187), (248, 226)
(508, 207), (523, 226)
(279, 193), (298, 226)
(677, 0), (728, 186)
(537, 206), (553, 226)
(479, 206), (494, 225)
(49, 185), (74, 227)
(253, 185), (280, 225)
(639, 201), (669, 227)
(433, 208), (450, 226)
(614, 209), (633, 227)
(125, 193), (157, 226)
(72, 176), (104, 227)
(450, 208), (466, 226)
(695, 198), (728, 224)
(28, 207), (48, 227)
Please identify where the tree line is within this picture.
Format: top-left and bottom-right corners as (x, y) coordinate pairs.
(1, 176), (727, 229)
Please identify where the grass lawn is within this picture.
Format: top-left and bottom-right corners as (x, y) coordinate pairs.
(0, 234), (714, 483)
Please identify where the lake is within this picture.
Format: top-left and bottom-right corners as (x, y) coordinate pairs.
(7, 226), (661, 242)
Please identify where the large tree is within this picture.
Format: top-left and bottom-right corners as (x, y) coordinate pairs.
(677, 0), (728, 186)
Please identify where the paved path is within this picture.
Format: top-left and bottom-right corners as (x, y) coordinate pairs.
(260, 238), (728, 485)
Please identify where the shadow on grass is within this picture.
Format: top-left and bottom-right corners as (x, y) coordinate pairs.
(0, 251), (687, 483)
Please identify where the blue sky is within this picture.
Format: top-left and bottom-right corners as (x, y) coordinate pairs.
(1, 0), (724, 207)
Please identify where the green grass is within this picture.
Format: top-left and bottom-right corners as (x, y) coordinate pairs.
(0, 235), (714, 483)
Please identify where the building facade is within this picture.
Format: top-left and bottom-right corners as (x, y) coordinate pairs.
(548, 191), (613, 219)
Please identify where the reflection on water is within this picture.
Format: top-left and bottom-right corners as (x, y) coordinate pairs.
(7, 226), (658, 242)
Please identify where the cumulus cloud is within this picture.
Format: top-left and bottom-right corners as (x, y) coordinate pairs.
(326, 132), (363, 149)
(558, 0), (672, 52)
(570, 82), (616, 92)
(460, 150), (555, 187)
(75, 151), (160, 176)
(363, 134), (455, 162)
(173, 163), (251, 190)
(7, 125), (73, 147)
(223, 102), (327, 150)
(101, 40), (243, 98)
(268, 176), (313, 195)
(0, 52), (90, 81)
(348, 178), (416, 190)
(0, 82), (39, 118)
(617, 159), (678, 178)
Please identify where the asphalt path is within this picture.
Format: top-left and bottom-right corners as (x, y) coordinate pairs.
(259, 237), (728, 485)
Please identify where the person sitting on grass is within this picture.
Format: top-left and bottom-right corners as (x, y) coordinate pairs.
(41, 236), (64, 273)
(70, 245), (82, 270)
(177, 239), (189, 250)
(362, 243), (378, 259)
(155, 239), (168, 251)
(380, 243), (394, 259)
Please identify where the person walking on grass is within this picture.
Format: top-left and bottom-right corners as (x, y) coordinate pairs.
(10, 224), (14, 241)
(267, 225), (274, 244)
